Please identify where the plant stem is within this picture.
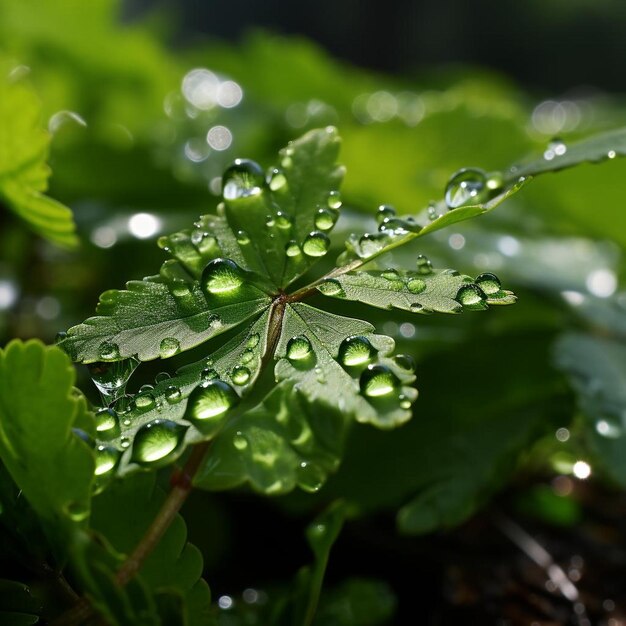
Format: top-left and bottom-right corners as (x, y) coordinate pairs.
(51, 441), (211, 626)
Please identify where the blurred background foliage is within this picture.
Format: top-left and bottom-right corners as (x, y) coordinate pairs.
(1, 0), (626, 622)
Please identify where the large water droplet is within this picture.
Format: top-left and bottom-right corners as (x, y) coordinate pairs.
(132, 419), (186, 466)
(276, 211), (292, 229)
(445, 168), (488, 209)
(302, 231), (330, 257)
(314, 208), (338, 231)
(135, 391), (156, 410)
(246, 333), (260, 348)
(327, 191), (342, 209)
(339, 335), (377, 367)
(415, 255), (433, 275)
(236, 230), (250, 245)
(318, 279), (345, 297)
(358, 233), (390, 258)
(240, 349), (255, 365)
(475, 272), (501, 296)
(201, 258), (244, 295)
(186, 380), (239, 423)
(95, 445), (120, 476)
(360, 365), (400, 398)
(456, 284), (488, 310)
(393, 354), (416, 373)
(160, 337), (180, 358)
(95, 408), (118, 434)
(285, 240), (302, 257)
(87, 358), (138, 404)
(165, 385), (182, 404)
(98, 341), (120, 361)
(298, 461), (325, 493)
(286, 335), (313, 361)
(222, 159), (265, 202)
(231, 365), (251, 385)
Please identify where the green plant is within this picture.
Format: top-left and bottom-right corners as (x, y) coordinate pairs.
(2, 111), (626, 624)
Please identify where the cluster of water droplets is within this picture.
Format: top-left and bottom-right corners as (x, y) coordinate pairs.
(454, 272), (505, 310)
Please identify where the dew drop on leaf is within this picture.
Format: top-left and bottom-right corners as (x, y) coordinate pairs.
(159, 337), (180, 358)
(360, 364), (400, 398)
(285, 240), (302, 257)
(427, 203), (439, 221)
(415, 255), (433, 275)
(87, 358), (138, 404)
(399, 394), (412, 410)
(376, 204), (396, 224)
(246, 333), (260, 348)
(407, 278), (426, 294)
(268, 167), (287, 191)
(201, 258), (244, 295)
(302, 231), (330, 257)
(327, 190), (342, 209)
(55, 331), (67, 343)
(393, 354), (416, 373)
(274, 211), (291, 229)
(338, 335), (377, 367)
(201, 367), (219, 382)
(135, 391), (156, 410)
(475, 272), (501, 296)
(222, 159), (265, 202)
(286, 335), (313, 361)
(165, 385), (182, 404)
(98, 341), (120, 361)
(318, 279), (345, 297)
(155, 371), (171, 383)
(358, 232), (390, 258)
(314, 208), (338, 231)
(120, 436), (131, 449)
(131, 419), (186, 465)
(265, 214), (275, 228)
(240, 349), (255, 365)
(410, 302), (424, 312)
(381, 268), (401, 281)
(186, 380), (239, 422)
(170, 280), (191, 298)
(95, 445), (120, 476)
(233, 431), (248, 450)
(95, 408), (118, 433)
(444, 167), (488, 209)
(543, 138), (567, 161)
(231, 365), (251, 385)
(456, 284), (488, 310)
(236, 230), (250, 245)
(298, 461), (325, 493)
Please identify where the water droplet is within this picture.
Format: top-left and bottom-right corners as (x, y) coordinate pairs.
(222, 159), (265, 202)
(456, 284), (488, 310)
(445, 168), (488, 209)
(268, 168), (287, 191)
(240, 349), (255, 365)
(276, 211), (292, 229)
(95, 408), (118, 433)
(55, 331), (67, 343)
(302, 231), (330, 257)
(132, 419), (186, 465)
(98, 341), (120, 361)
(315, 366), (326, 383)
(318, 279), (344, 297)
(265, 214), (275, 228)
(165, 385), (182, 404)
(120, 436), (131, 449)
(327, 191), (342, 209)
(170, 279), (191, 298)
(427, 203), (439, 221)
(543, 138), (567, 161)
(285, 240), (302, 257)
(233, 431), (248, 450)
(186, 380), (239, 422)
(410, 302), (424, 312)
(155, 371), (171, 383)
(65, 501), (89, 522)
(315, 208), (338, 231)
(192, 232), (217, 255)
(608, 150), (617, 159)
(236, 230), (250, 245)
(376, 204), (396, 224)
(95, 445), (120, 476)
(287, 335), (312, 361)
(415, 255), (433, 275)
(201, 258), (244, 294)
(159, 337), (180, 358)
(246, 333), (260, 348)
(360, 365), (400, 398)
(87, 358), (138, 404)
(358, 232), (390, 258)
(112, 394), (134, 415)
(475, 272), (501, 296)
(231, 365), (251, 385)
(394, 354), (416, 372)
(201, 367), (219, 382)
(298, 461), (325, 493)
(135, 391), (155, 410)
(407, 278), (426, 294)
(381, 268), (401, 282)
(399, 394), (412, 409)
(338, 335), (376, 367)
(379, 217), (411, 235)
(486, 172), (504, 191)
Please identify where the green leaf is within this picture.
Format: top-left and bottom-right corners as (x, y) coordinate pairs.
(0, 340), (94, 549)
(221, 127), (344, 288)
(58, 274), (271, 363)
(316, 268), (516, 314)
(194, 383), (349, 495)
(90, 473), (211, 626)
(275, 304), (417, 428)
(0, 68), (77, 247)
(554, 332), (626, 486)
(0, 580), (41, 626)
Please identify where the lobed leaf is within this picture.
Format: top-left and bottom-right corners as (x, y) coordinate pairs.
(0, 340), (94, 551)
